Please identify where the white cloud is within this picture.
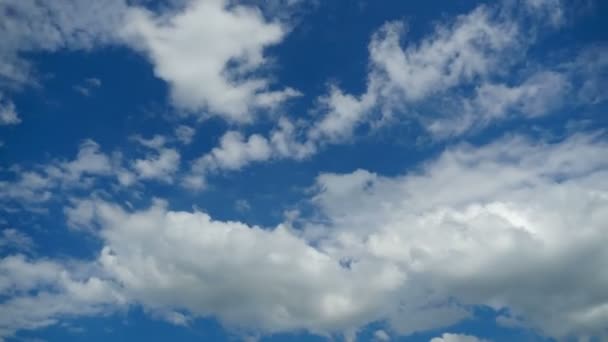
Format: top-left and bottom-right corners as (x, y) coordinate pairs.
(1, 0), (298, 124)
(0, 255), (124, 341)
(133, 148), (181, 183)
(131, 134), (167, 150)
(0, 138), (184, 207)
(186, 131), (272, 188)
(310, 1), (580, 142)
(426, 71), (570, 137)
(373, 329), (390, 341)
(0, 0), (127, 85)
(309, 85), (376, 142)
(430, 333), (487, 342)
(0, 141), (117, 206)
(0, 97), (20, 125)
(2, 131), (607, 340)
(64, 199), (96, 230)
(121, 0), (299, 122)
(61, 140), (114, 181)
(76, 199), (403, 335)
(310, 4), (522, 141)
(307, 132), (608, 339)
(369, 9), (518, 102)
(186, 118), (315, 189)
(174, 125), (196, 145)
(524, 0), (564, 27)
(49, 132), (608, 341)
(0, 229), (34, 253)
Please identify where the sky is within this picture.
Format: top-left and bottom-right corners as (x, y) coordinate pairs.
(0, 0), (607, 341)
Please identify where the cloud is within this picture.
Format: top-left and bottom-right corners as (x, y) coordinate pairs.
(0, 95), (20, 125)
(309, 1), (583, 141)
(1, 0), (298, 124)
(121, 0), (299, 122)
(0, 1), (606, 341)
(373, 329), (390, 341)
(311, 4), (520, 141)
(0, 255), (124, 341)
(307, 132), (608, 339)
(184, 131), (272, 188)
(45, 131), (606, 341)
(0, 229), (35, 253)
(133, 148), (181, 182)
(71, 198), (403, 336)
(185, 117), (315, 189)
(0, 140), (131, 206)
(430, 333), (487, 342)
(174, 125), (196, 145)
(426, 71), (570, 137)
(0, 0), (127, 86)
(73, 77), (102, 96)
(568, 45), (608, 105)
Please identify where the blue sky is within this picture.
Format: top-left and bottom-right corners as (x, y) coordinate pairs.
(0, 0), (607, 341)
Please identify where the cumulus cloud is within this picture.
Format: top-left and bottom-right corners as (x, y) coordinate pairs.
(0, 255), (124, 341)
(51, 131), (608, 341)
(185, 117), (315, 189)
(430, 333), (487, 342)
(133, 148), (181, 182)
(1, 1), (607, 341)
(121, 0), (299, 122)
(307, 132), (608, 339)
(311, 3), (521, 141)
(0, 139), (169, 207)
(73, 198), (402, 336)
(0, 0), (297, 124)
(309, 0), (584, 141)
(0, 140), (114, 205)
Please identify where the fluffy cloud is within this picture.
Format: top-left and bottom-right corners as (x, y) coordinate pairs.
(1, 1), (607, 341)
(0, 139), (176, 207)
(0, 0), (297, 124)
(121, 0), (299, 122)
(52, 131), (607, 340)
(0, 0), (127, 85)
(430, 333), (487, 342)
(0, 140), (115, 205)
(0, 255), (124, 341)
(70, 199), (402, 336)
(307, 132), (608, 339)
(373, 329), (390, 341)
(185, 117), (315, 189)
(133, 148), (181, 183)
(310, 1), (588, 141)
(311, 4), (521, 141)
